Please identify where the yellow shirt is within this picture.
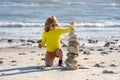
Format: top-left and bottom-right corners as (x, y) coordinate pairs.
(40, 26), (72, 52)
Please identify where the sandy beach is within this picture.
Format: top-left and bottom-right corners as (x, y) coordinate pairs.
(0, 38), (120, 80)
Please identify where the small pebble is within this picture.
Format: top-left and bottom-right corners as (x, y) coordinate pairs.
(83, 58), (88, 60)
(97, 49), (103, 51)
(30, 51), (36, 53)
(1, 73), (5, 76)
(41, 58), (45, 61)
(11, 60), (17, 63)
(83, 51), (90, 54)
(41, 54), (45, 56)
(37, 54), (40, 56)
(0, 58), (3, 60)
(93, 63), (104, 68)
(0, 60), (3, 64)
(110, 64), (117, 67)
(100, 52), (109, 55)
(103, 70), (114, 74)
(19, 53), (26, 55)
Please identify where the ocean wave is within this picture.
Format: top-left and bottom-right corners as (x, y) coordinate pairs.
(0, 22), (120, 27)
(0, 2), (120, 7)
(0, 22), (44, 27)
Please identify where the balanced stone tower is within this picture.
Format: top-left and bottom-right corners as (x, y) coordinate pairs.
(64, 27), (80, 70)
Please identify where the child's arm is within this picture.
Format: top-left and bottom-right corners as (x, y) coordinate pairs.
(58, 22), (75, 34)
(38, 32), (47, 48)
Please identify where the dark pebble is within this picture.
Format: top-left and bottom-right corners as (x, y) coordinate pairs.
(37, 39), (42, 43)
(26, 43), (32, 45)
(30, 51), (36, 53)
(109, 47), (113, 50)
(93, 63), (104, 68)
(108, 51), (112, 53)
(118, 51), (120, 53)
(83, 58), (88, 60)
(114, 39), (119, 42)
(0, 58), (3, 60)
(1, 73), (5, 76)
(0, 60), (3, 64)
(20, 39), (26, 42)
(41, 58), (45, 61)
(103, 70), (114, 74)
(110, 64), (117, 67)
(11, 60), (17, 63)
(104, 42), (110, 47)
(37, 54), (40, 56)
(27, 40), (36, 43)
(83, 51), (90, 54)
(41, 54), (45, 56)
(18, 53), (26, 55)
(79, 49), (83, 52)
(97, 49), (103, 51)
(100, 52), (109, 55)
(89, 48), (94, 51)
(115, 48), (119, 50)
(88, 39), (98, 43)
(100, 62), (105, 64)
(8, 39), (12, 43)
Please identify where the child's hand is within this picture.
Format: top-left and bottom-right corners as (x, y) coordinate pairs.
(38, 44), (42, 48)
(70, 22), (75, 28)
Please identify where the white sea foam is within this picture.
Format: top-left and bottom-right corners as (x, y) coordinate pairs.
(0, 22), (120, 27)
(0, 2), (120, 7)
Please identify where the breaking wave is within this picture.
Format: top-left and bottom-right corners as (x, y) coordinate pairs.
(0, 2), (120, 7)
(0, 22), (120, 27)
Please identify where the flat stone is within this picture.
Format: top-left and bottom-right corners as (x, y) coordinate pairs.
(68, 41), (79, 47)
(67, 53), (79, 58)
(100, 52), (109, 55)
(67, 46), (79, 54)
(0, 60), (3, 64)
(110, 64), (117, 67)
(65, 58), (78, 70)
(93, 63), (104, 68)
(103, 70), (115, 74)
(68, 34), (77, 38)
(83, 51), (90, 54)
(68, 38), (77, 42)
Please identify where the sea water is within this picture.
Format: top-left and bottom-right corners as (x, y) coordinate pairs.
(0, 0), (120, 47)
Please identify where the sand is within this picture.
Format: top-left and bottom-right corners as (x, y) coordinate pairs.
(0, 43), (120, 80)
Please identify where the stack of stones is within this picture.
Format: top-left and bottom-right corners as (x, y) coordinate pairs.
(64, 28), (80, 70)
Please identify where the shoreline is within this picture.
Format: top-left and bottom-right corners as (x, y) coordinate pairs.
(0, 35), (120, 48)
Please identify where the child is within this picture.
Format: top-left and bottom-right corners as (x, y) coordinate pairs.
(38, 16), (74, 67)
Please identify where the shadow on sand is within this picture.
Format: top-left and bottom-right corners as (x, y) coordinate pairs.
(0, 66), (62, 76)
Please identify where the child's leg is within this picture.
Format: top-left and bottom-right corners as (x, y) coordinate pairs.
(45, 52), (55, 67)
(55, 49), (63, 60)
(55, 49), (63, 66)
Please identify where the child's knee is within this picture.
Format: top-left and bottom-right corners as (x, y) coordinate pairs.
(56, 49), (63, 54)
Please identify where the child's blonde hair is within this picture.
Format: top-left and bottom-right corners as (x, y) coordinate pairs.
(44, 16), (58, 32)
